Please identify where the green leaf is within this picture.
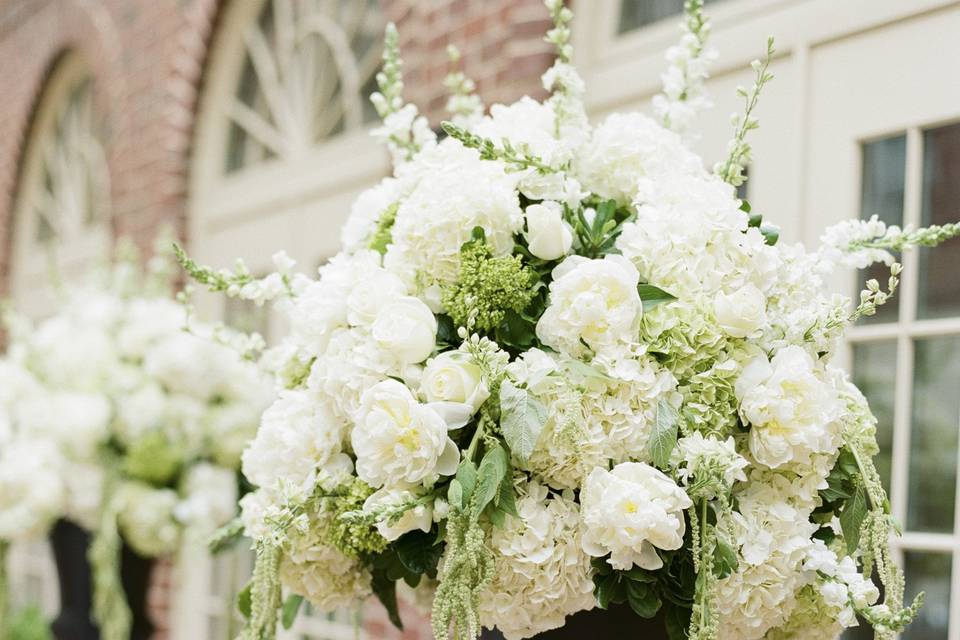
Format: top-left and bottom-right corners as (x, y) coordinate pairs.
(840, 484), (869, 555)
(648, 398), (680, 469)
(447, 479), (464, 511)
(499, 380), (548, 464)
(595, 573), (619, 610)
(473, 444), (509, 518)
(497, 474), (519, 518)
(623, 566), (658, 584)
(436, 314), (458, 346)
(713, 538), (739, 579)
(626, 581), (662, 618)
(281, 594), (304, 630)
(208, 517), (244, 554)
(562, 359), (611, 382)
(456, 459), (478, 503)
(637, 284), (678, 312)
(236, 581), (252, 620)
(395, 530), (444, 577)
(761, 224), (780, 246)
(664, 602), (692, 640)
(371, 569), (404, 630)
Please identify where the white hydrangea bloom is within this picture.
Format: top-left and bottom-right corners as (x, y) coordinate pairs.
(280, 520), (372, 612)
(673, 432), (748, 494)
(536, 255), (643, 358)
(242, 390), (353, 501)
(340, 177), (405, 252)
(117, 483), (181, 557)
(480, 481), (595, 639)
(736, 346), (843, 468)
(384, 140), (523, 291)
(174, 463), (239, 536)
(580, 462), (692, 570)
(575, 112), (703, 205)
(0, 439), (65, 540)
(351, 380), (467, 488)
(16, 391), (111, 459)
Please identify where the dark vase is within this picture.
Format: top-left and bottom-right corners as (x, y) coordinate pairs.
(48, 519), (156, 640)
(481, 604), (667, 639)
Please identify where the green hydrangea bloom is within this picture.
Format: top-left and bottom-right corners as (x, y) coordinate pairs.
(442, 241), (537, 332)
(122, 431), (182, 486)
(325, 479), (388, 558)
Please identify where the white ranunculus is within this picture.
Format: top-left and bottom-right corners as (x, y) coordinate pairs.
(714, 284), (768, 338)
(735, 345), (843, 468)
(363, 486), (433, 541)
(371, 296), (438, 365)
(524, 202), (573, 260)
(536, 254), (642, 357)
(580, 462), (692, 570)
(420, 350), (489, 412)
(352, 379), (468, 488)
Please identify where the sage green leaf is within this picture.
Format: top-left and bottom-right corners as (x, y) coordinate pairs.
(281, 594), (304, 629)
(637, 284), (677, 312)
(456, 459), (478, 503)
(713, 538), (739, 579)
(840, 484), (869, 555)
(648, 398), (680, 469)
(473, 444), (509, 518)
(499, 380), (548, 464)
(448, 479), (464, 511)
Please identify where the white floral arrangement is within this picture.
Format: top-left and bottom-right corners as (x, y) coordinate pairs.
(0, 242), (270, 640)
(181, 2), (960, 639)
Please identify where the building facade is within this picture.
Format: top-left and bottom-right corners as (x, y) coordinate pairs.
(1, 0), (959, 639)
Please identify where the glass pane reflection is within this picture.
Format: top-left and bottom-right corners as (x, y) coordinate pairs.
(908, 336), (960, 533)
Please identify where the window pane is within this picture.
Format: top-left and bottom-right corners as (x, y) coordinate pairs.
(618, 0), (723, 33)
(852, 341), (896, 493)
(858, 135), (906, 324)
(918, 122), (960, 319)
(902, 551), (951, 639)
(907, 336), (960, 532)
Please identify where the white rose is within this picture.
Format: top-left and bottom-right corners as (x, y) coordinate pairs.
(536, 254), (642, 356)
(713, 284), (767, 338)
(420, 351), (489, 412)
(346, 270), (407, 327)
(352, 379), (469, 488)
(580, 462), (692, 570)
(363, 486), (433, 541)
(372, 296), (438, 364)
(524, 202), (573, 260)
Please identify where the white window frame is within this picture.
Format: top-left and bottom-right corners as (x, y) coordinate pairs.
(844, 119), (960, 639)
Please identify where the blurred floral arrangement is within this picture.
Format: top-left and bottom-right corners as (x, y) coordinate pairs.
(0, 240), (270, 640)
(174, 1), (960, 640)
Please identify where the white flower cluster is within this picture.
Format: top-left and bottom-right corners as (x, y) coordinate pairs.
(201, 2), (929, 638)
(0, 261), (269, 554)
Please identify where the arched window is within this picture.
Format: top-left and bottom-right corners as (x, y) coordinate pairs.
(9, 53), (110, 315)
(5, 52), (109, 617)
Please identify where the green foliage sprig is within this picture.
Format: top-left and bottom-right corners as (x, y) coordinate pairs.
(440, 122), (556, 174)
(715, 37), (775, 187)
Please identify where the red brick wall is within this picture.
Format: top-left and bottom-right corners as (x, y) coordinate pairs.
(0, 0), (554, 637)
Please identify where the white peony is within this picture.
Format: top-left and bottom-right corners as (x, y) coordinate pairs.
(351, 380), (468, 488)
(536, 254), (642, 357)
(371, 296), (437, 365)
(524, 201), (573, 261)
(714, 284), (768, 338)
(479, 481), (595, 639)
(420, 350), (489, 412)
(580, 462), (692, 570)
(736, 346), (843, 468)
